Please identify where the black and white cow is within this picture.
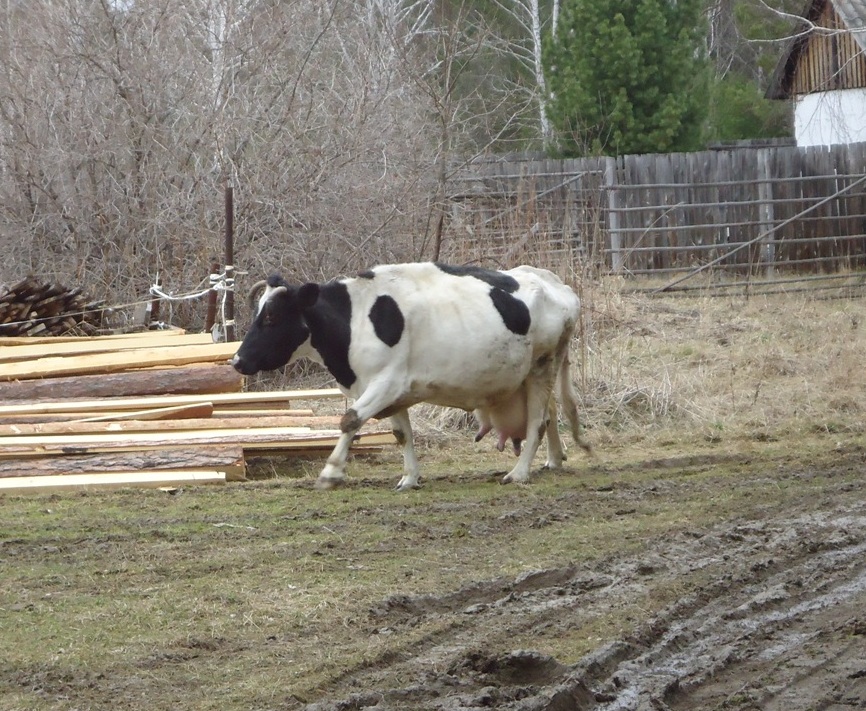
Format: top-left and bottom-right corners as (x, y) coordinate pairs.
(231, 262), (591, 490)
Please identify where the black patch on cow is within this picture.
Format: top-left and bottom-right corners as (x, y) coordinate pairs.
(435, 263), (520, 293)
(489, 287), (531, 335)
(369, 295), (404, 347)
(357, 269), (375, 280)
(305, 282), (357, 388)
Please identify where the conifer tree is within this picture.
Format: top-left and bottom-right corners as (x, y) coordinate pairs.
(543, 0), (709, 156)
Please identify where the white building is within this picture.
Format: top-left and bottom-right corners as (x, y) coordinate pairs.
(766, 0), (866, 148)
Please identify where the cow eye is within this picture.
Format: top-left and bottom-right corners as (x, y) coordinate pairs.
(262, 306), (274, 327)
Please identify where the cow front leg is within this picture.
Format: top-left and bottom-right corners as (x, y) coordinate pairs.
(390, 409), (421, 491)
(316, 375), (407, 488)
(317, 430), (357, 488)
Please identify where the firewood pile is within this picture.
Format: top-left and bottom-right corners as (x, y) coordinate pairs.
(0, 330), (393, 494)
(0, 276), (107, 337)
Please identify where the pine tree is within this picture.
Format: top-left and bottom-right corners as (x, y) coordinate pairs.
(543, 0), (709, 156)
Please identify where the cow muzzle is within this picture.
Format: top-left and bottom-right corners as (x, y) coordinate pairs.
(230, 352), (255, 375)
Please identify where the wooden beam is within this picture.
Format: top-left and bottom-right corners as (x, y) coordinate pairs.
(0, 470), (227, 494)
(0, 365), (243, 401)
(0, 342), (240, 381)
(0, 388), (344, 417)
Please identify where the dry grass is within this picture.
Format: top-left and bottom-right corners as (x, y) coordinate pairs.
(403, 277), (865, 463)
(577, 278), (865, 453)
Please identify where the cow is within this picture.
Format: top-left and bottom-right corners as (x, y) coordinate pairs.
(230, 262), (592, 490)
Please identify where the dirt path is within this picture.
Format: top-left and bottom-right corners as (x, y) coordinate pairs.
(304, 450), (866, 711)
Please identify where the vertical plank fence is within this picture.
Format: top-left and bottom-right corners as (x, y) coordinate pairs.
(445, 141), (866, 284)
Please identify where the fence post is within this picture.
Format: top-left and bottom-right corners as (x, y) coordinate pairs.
(757, 149), (776, 278)
(605, 156), (623, 272)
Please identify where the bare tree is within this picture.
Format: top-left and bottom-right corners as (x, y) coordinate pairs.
(0, 0), (547, 331)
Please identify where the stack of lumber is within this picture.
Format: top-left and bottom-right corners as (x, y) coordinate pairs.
(0, 330), (394, 494)
(0, 276), (106, 336)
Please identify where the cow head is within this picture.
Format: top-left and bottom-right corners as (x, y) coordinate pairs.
(231, 274), (319, 375)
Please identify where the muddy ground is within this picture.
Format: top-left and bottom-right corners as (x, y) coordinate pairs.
(2, 435), (866, 711)
(300, 447), (866, 711)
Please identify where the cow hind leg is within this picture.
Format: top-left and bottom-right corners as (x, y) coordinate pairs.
(502, 366), (555, 485)
(390, 409), (421, 491)
(544, 396), (566, 470)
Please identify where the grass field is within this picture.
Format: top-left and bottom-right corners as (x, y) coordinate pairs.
(2, 284), (865, 710)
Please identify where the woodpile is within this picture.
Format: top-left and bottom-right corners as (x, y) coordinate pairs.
(0, 330), (394, 494)
(0, 276), (106, 337)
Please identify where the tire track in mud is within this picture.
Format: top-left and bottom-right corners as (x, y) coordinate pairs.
(304, 500), (866, 710)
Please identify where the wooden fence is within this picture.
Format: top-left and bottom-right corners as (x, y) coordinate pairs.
(443, 141), (866, 285)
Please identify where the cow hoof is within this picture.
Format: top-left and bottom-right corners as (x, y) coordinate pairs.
(394, 479), (421, 492)
(501, 472), (530, 485)
(315, 477), (345, 490)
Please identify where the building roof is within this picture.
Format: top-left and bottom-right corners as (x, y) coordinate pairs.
(765, 0), (866, 99)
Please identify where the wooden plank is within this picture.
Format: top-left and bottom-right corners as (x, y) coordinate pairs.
(3, 407), (316, 424)
(0, 470), (227, 495)
(0, 445), (244, 478)
(0, 415), (341, 437)
(211, 408), (316, 418)
(0, 388), (344, 417)
(0, 342), (240, 381)
(0, 364), (243, 401)
(0, 427), (395, 457)
(0, 329), (187, 346)
(75, 403), (215, 423)
(0, 332), (216, 363)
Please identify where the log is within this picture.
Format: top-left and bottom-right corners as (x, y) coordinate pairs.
(0, 276), (106, 337)
(0, 389), (343, 417)
(0, 415), (341, 437)
(0, 364), (243, 401)
(0, 470), (227, 494)
(0, 445), (244, 478)
(0, 332), (215, 363)
(0, 342), (239, 381)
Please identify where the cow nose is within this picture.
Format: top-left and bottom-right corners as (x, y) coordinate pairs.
(230, 353), (242, 371)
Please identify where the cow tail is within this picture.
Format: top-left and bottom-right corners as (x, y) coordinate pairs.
(557, 349), (593, 455)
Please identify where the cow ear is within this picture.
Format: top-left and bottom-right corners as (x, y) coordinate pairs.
(297, 283), (320, 310)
